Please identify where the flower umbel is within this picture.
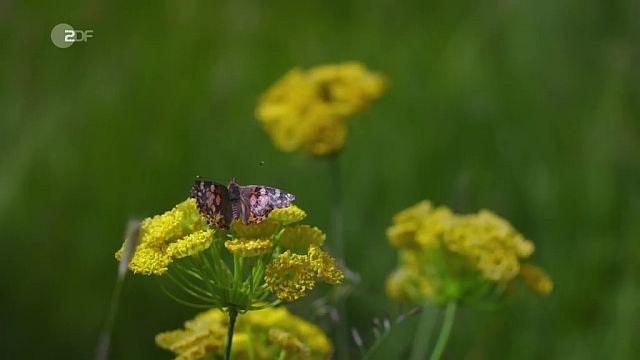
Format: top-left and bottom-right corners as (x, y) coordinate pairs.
(114, 199), (207, 275)
(386, 200), (553, 306)
(156, 307), (332, 360)
(114, 200), (342, 310)
(256, 62), (386, 156)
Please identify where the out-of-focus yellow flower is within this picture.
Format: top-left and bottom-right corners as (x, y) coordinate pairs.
(415, 207), (455, 248)
(386, 222), (420, 248)
(440, 210), (534, 282)
(303, 116), (347, 156)
(386, 267), (434, 304)
(156, 310), (227, 360)
(115, 199), (209, 275)
(519, 263), (554, 295)
(268, 205), (307, 224)
(306, 62), (387, 116)
(386, 200), (552, 305)
(392, 200), (432, 224)
(268, 329), (310, 357)
(256, 62), (386, 156)
(157, 307), (332, 360)
(225, 238), (273, 257)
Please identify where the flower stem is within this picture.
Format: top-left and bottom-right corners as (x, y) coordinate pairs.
(329, 153), (344, 261)
(429, 302), (457, 360)
(277, 349), (287, 360)
(409, 307), (438, 360)
(95, 220), (140, 360)
(225, 307), (238, 360)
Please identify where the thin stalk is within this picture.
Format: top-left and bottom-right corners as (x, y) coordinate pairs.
(362, 330), (390, 360)
(166, 272), (216, 303)
(429, 302), (457, 360)
(160, 284), (214, 309)
(409, 307), (438, 360)
(95, 220), (140, 360)
(329, 154), (344, 261)
(225, 308), (239, 360)
(329, 154), (348, 359)
(246, 325), (255, 360)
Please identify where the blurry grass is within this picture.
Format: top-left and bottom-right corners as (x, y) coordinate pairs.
(1, 0), (639, 358)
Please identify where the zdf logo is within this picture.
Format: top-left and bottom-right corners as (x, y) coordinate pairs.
(51, 23), (93, 48)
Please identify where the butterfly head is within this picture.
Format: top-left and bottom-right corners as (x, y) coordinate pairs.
(227, 178), (240, 201)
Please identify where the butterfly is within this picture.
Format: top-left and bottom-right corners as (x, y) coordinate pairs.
(190, 177), (296, 229)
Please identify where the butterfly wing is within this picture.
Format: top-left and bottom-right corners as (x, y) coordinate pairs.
(190, 179), (233, 228)
(239, 185), (296, 224)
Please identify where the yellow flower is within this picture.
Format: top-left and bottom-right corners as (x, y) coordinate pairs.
(392, 200), (432, 224)
(267, 329), (310, 357)
(386, 222), (420, 248)
(167, 230), (214, 259)
(442, 210), (534, 282)
(119, 246), (172, 275)
(386, 269), (409, 302)
(157, 307), (332, 359)
(264, 244), (344, 302)
(231, 219), (280, 238)
(302, 115), (347, 156)
(386, 200), (552, 305)
(278, 225), (326, 251)
(307, 62), (386, 116)
(268, 205), (307, 225)
(156, 309), (228, 359)
(114, 199), (209, 275)
(519, 263), (553, 295)
(308, 245), (344, 285)
(224, 238), (273, 257)
(386, 267), (434, 304)
(415, 207), (455, 248)
(256, 62), (386, 156)
(264, 251), (317, 302)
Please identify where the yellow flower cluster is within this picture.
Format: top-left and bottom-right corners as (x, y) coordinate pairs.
(115, 200), (342, 307)
(114, 199), (211, 275)
(265, 244), (344, 302)
(256, 62), (386, 156)
(156, 307), (332, 360)
(386, 200), (553, 305)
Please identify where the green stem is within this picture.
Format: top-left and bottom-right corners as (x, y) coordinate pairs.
(362, 330), (390, 359)
(429, 302), (457, 360)
(409, 307), (438, 360)
(277, 349), (287, 360)
(329, 153), (344, 261)
(96, 221), (140, 360)
(225, 308), (238, 360)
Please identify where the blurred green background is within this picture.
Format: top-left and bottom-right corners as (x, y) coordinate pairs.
(1, 0), (639, 358)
